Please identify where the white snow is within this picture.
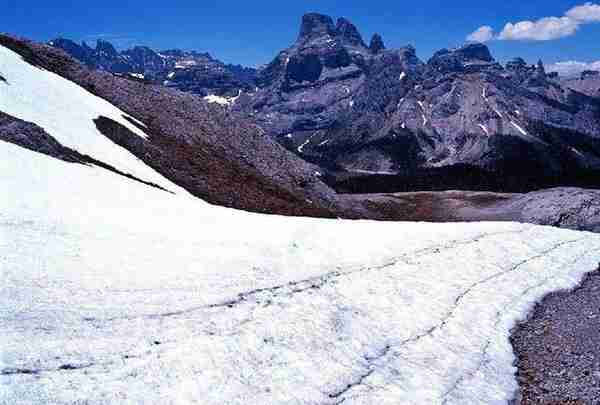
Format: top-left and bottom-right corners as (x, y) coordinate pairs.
(297, 134), (314, 153)
(510, 121), (528, 136)
(230, 89), (242, 104)
(478, 124), (490, 136)
(128, 73), (145, 80)
(571, 147), (584, 157)
(0, 44), (182, 194)
(175, 60), (197, 69)
(349, 99), (355, 108)
(167, 71), (176, 79)
(203, 94), (231, 106)
(399, 71), (407, 81)
(318, 139), (329, 146)
(3, 139), (600, 405)
(3, 43), (600, 405)
(417, 101), (428, 126)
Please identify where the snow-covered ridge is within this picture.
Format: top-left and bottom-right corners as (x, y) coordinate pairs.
(0, 44), (184, 194)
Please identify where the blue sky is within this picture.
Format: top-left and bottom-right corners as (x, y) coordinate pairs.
(2, 0), (599, 68)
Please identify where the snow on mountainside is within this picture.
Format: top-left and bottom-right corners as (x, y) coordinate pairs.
(2, 41), (600, 405)
(0, 44), (186, 195)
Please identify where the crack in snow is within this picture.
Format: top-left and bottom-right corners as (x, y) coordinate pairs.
(327, 344), (391, 404)
(324, 237), (586, 404)
(1, 363), (94, 376)
(94, 229), (529, 323)
(440, 246), (600, 404)
(422, 237), (585, 341)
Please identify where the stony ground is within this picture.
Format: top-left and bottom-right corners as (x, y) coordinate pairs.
(511, 267), (600, 405)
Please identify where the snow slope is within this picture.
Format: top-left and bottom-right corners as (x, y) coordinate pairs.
(2, 43), (600, 405)
(2, 141), (600, 405)
(0, 44), (186, 194)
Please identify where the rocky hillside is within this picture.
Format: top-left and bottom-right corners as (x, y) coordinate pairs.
(49, 37), (257, 97)
(237, 13), (600, 193)
(1, 34), (338, 218)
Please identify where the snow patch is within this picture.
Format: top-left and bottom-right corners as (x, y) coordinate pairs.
(0, 44), (181, 193)
(417, 101), (428, 126)
(511, 121), (528, 136)
(571, 147), (584, 157)
(478, 124), (490, 136)
(204, 91), (242, 106)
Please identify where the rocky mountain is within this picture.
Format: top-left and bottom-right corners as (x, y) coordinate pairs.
(237, 13), (600, 193)
(49, 37), (257, 97)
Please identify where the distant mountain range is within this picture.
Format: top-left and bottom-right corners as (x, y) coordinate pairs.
(49, 37), (257, 97)
(46, 14), (600, 195)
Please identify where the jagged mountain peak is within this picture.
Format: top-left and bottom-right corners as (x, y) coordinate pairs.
(297, 13), (366, 48)
(95, 39), (119, 56)
(335, 17), (365, 47)
(369, 33), (385, 54)
(298, 13), (337, 42)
